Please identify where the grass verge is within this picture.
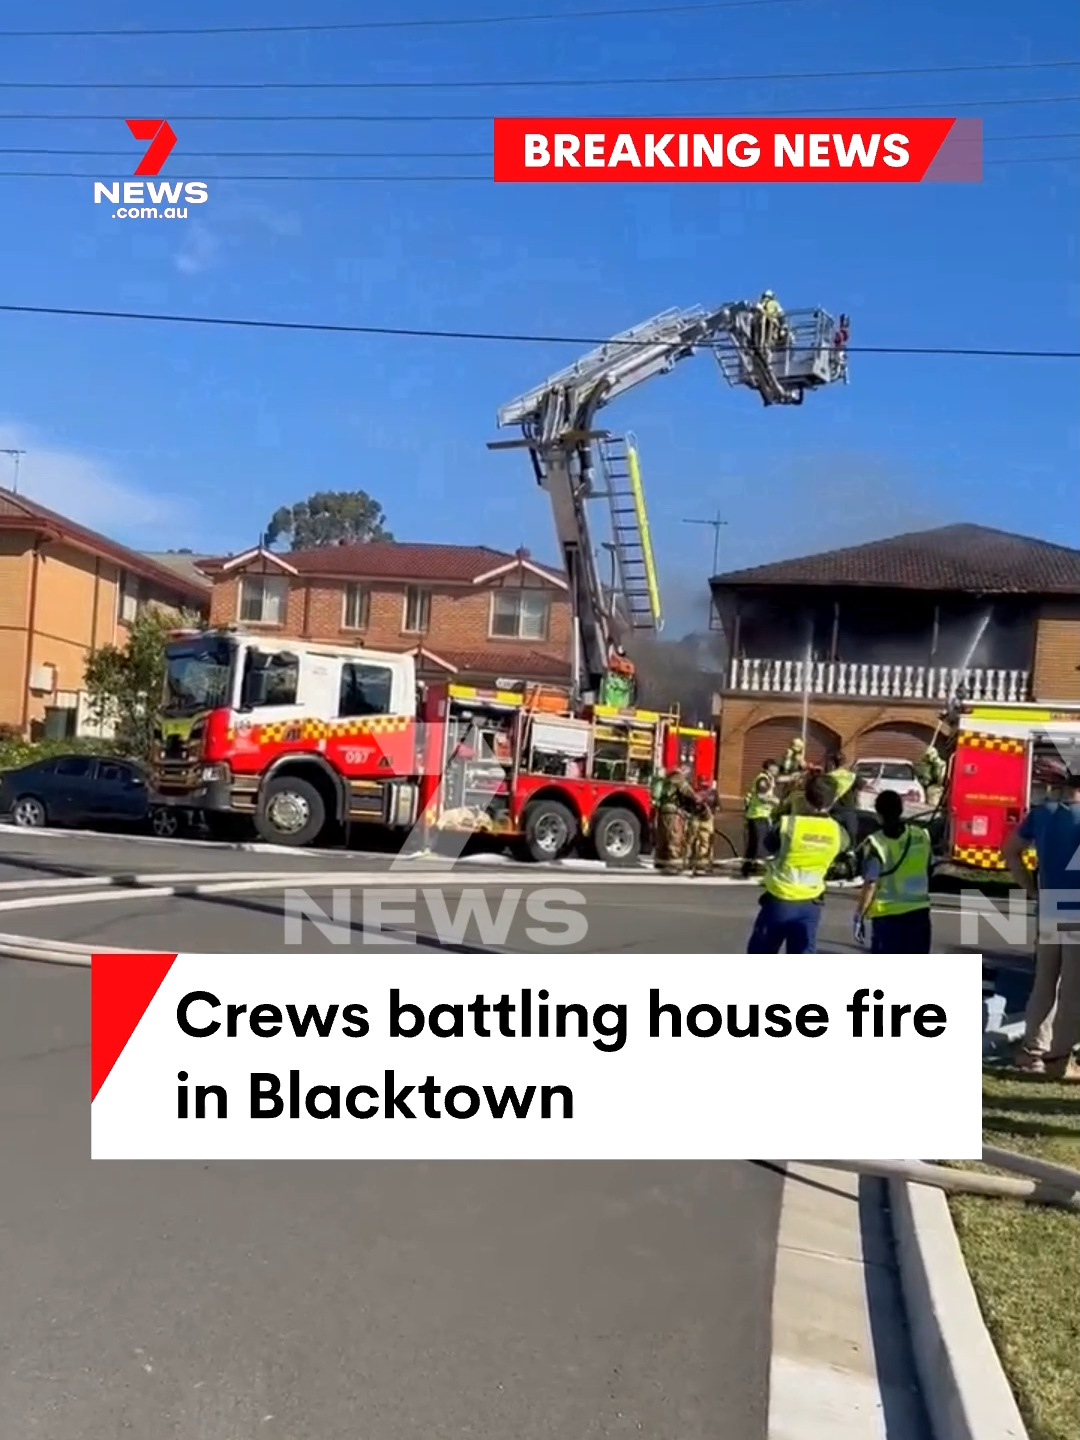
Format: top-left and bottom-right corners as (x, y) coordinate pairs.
(949, 1068), (1079, 1440)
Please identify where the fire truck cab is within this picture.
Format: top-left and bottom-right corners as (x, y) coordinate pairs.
(944, 702), (1080, 873)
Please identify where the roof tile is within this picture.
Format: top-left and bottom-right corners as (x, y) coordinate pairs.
(0, 489), (210, 602)
(203, 541), (565, 585)
(710, 524), (1080, 595)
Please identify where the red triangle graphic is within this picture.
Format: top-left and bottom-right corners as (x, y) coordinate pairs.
(91, 953), (178, 1102)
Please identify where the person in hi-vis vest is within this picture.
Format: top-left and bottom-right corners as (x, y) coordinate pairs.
(747, 773), (849, 954)
(742, 758), (780, 878)
(854, 789), (933, 953)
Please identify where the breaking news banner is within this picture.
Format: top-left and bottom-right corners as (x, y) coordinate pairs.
(91, 952), (984, 1162)
(492, 117), (981, 183)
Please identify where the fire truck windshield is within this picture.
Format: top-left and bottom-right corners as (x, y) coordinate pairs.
(161, 636), (235, 716)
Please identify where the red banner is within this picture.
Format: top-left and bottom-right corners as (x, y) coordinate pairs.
(493, 117), (964, 182)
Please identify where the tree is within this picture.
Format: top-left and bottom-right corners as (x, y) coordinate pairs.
(263, 490), (394, 550)
(84, 605), (202, 758)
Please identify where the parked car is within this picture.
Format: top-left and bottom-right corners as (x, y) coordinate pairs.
(0, 753), (194, 837)
(852, 757), (928, 815)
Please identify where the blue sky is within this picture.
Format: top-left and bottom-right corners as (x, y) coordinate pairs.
(1, 0), (1077, 631)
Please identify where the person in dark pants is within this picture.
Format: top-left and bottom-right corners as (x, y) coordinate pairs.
(742, 758), (780, 878)
(747, 774), (849, 954)
(854, 789), (933, 953)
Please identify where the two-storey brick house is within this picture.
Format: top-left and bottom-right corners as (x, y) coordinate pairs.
(1, 488), (211, 738)
(709, 524), (1080, 804)
(200, 540), (573, 688)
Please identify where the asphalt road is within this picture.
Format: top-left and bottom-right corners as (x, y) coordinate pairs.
(0, 829), (789, 1440)
(0, 827), (1034, 1439)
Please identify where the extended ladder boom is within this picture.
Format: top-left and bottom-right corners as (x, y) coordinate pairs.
(492, 299), (849, 701)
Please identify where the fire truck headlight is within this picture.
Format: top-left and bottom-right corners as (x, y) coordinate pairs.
(200, 764), (226, 783)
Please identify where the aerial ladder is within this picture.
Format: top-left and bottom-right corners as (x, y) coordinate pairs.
(489, 299), (850, 705)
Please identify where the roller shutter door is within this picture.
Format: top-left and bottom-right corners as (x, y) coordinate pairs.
(852, 722), (936, 764)
(739, 716), (838, 794)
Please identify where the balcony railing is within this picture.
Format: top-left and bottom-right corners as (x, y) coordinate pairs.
(726, 658), (1032, 704)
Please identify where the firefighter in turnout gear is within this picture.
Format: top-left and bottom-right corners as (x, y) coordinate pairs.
(757, 289), (784, 350)
(780, 737), (806, 777)
(742, 758), (780, 877)
(655, 764), (702, 874)
(687, 782), (719, 876)
(914, 744), (946, 809)
(747, 773), (849, 953)
(855, 789), (933, 952)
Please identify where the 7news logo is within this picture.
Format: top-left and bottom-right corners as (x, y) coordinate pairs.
(93, 120), (209, 219)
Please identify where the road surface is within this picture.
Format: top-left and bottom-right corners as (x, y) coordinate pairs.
(0, 827), (1029, 1438)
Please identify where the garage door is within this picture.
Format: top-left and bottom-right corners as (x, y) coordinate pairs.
(852, 722), (936, 764)
(740, 716), (839, 794)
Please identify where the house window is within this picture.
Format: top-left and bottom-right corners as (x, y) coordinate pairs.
(118, 570), (140, 624)
(402, 586), (431, 634)
(490, 589), (550, 641)
(238, 574), (288, 626)
(342, 582), (370, 631)
(339, 662), (393, 718)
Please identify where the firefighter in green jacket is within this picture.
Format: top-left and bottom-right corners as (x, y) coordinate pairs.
(780, 737), (806, 777)
(742, 758), (780, 877)
(655, 764), (701, 874)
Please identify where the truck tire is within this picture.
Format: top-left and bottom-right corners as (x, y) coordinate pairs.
(256, 775), (327, 847)
(524, 799), (577, 862)
(592, 806), (641, 867)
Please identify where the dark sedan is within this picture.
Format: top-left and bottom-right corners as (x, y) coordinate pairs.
(0, 753), (190, 837)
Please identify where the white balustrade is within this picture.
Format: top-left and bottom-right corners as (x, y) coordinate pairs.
(726, 658), (1031, 704)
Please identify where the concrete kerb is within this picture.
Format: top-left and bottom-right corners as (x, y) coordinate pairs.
(889, 1178), (1029, 1440)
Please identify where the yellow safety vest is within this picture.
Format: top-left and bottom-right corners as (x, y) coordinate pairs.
(745, 772), (776, 820)
(829, 767), (857, 802)
(762, 814), (846, 902)
(866, 826), (932, 918)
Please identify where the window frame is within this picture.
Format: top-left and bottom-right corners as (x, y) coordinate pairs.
(117, 569), (141, 625)
(338, 661), (394, 719)
(489, 588), (551, 642)
(402, 585), (432, 635)
(342, 582), (371, 632)
(238, 573), (289, 626)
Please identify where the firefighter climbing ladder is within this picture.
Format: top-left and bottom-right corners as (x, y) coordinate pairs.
(491, 298), (850, 700)
(597, 432), (663, 633)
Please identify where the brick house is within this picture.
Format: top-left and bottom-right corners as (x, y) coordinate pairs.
(0, 488), (210, 738)
(709, 524), (1080, 804)
(199, 540), (573, 688)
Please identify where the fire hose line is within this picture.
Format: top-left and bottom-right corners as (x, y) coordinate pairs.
(795, 1157), (1080, 1212)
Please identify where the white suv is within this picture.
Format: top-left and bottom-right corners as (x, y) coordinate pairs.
(853, 757), (928, 815)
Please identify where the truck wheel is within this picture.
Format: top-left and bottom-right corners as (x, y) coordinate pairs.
(524, 799), (577, 862)
(256, 776), (327, 847)
(592, 806), (641, 867)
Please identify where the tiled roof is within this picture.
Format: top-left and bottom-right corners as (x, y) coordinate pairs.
(202, 542), (565, 585)
(428, 647), (572, 680)
(710, 525), (1080, 595)
(0, 488), (210, 603)
(142, 551), (213, 588)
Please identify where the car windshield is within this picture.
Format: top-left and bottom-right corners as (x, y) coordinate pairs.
(161, 637), (235, 716)
(879, 763), (914, 782)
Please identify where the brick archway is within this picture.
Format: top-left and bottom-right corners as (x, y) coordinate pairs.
(739, 715), (841, 794)
(852, 719), (937, 763)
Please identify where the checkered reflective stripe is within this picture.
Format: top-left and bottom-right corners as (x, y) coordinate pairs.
(956, 731), (1026, 754)
(228, 715), (414, 743)
(952, 845), (1037, 871)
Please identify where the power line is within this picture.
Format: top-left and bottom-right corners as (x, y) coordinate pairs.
(1, 301), (1077, 359)
(3, 94), (1076, 122)
(0, 0), (818, 39)
(0, 59), (1075, 91)
(4, 132), (1074, 159)
(2, 153), (1075, 178)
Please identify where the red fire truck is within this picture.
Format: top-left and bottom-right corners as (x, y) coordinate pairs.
(151, 628), (674, 862)
(943, 701), (1080, 873)
(152, 295), (847, 857)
